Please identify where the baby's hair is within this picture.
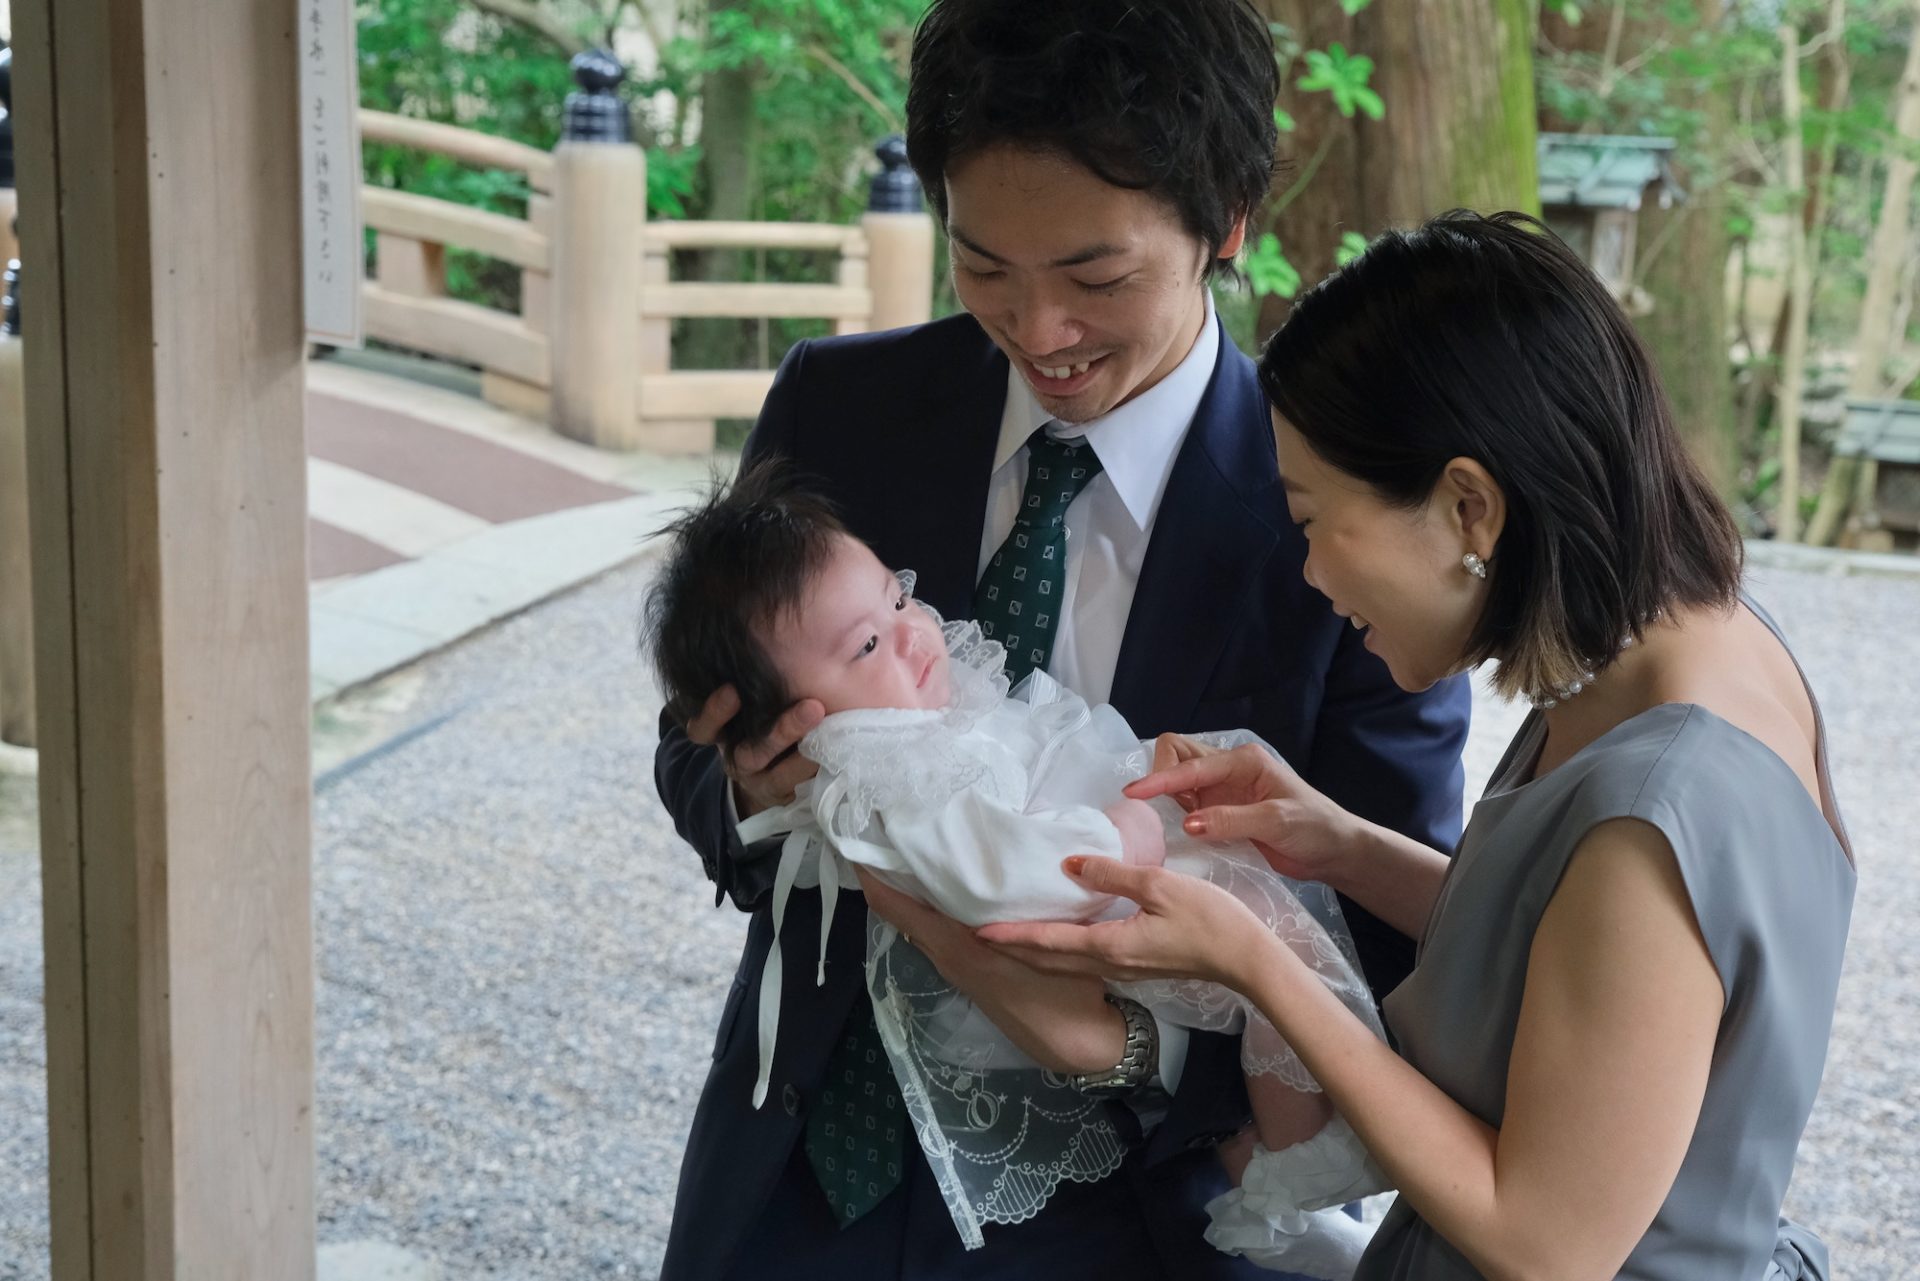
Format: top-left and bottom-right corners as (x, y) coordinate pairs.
(643, 459), (850, 752)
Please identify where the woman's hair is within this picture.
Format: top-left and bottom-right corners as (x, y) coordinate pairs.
(642, 460), (848, 751)
(1259, 210), (1743, 703)
(905, 0), (1278, 280)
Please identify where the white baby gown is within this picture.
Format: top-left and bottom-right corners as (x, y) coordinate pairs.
(737, 596), (1389, 1270)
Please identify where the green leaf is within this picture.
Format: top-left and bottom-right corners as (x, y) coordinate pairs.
(1334, 231), (1370, 267)
(1296, 43), (1382, 120)
(1244, 232), (1302, 299)
(1339, 0), (1372, 13)
(1274, 106), (1297, 133)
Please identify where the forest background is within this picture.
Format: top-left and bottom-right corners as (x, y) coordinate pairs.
(357, 0), (1920, 542)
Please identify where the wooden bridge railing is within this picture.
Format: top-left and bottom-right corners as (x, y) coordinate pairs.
(354, 52), (934, 453)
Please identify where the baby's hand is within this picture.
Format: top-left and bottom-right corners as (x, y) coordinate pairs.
(1105, 797), (1166, 869)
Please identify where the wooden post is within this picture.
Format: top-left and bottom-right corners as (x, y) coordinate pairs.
(14, 0), (316, 1274)
(0, 262), (31, 748)
(633, 239), (716, 452)
(374, 232), (446, 298)
(523, 190), (553, 333)
(861, 135), (935, 332)
(0, 49), (18, 269)
(549, 50), (646, 449)
(0, 58), (25, 748)
(834, 236), (871, 338)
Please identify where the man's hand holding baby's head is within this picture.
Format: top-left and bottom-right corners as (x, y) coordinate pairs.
(647, 460), (951, 820)
(685, 684), (824, 819)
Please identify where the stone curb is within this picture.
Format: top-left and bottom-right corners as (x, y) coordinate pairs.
(310, 467), (727, 707)
(1744, 538), (1920, 579)
(318, 1240), (444, 1281)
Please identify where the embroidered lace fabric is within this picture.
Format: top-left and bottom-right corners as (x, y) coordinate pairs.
(734, 581), (1385, 1250)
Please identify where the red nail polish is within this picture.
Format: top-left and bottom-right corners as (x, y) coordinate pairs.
(1183, 814), (1208, 836)
(1062, 855), (1088, 876)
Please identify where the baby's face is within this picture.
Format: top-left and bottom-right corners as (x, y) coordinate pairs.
(763, 535), (952, 715)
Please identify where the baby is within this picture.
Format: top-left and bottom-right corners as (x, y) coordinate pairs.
(647, 463), (1386, 1276)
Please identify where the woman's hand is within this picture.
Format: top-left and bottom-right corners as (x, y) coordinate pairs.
(855, 869), (1127, 1075)
(1129, 736), (1363, 889)
(976, 854), (1281, 992)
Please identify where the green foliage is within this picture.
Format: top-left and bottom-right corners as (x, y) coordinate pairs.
(1334, 231), (1370, 267)
(1535, 0), (1920, 512)
(644, 0), (927, 228)
(1244, 233), (1303, 300)
(1297, 44), (1385, 121)
(357, 0), (572, 220)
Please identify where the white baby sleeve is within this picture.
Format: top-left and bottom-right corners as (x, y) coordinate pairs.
(872, 790), (1127, 927)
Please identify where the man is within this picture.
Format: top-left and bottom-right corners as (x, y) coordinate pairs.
(653, 2), (1471, 1277)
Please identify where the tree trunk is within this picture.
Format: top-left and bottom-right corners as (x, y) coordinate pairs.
(1254, 0), (1540, 338)
(1635, 0), (1739, 494)
(697, 4), (756, 234)
(1540, 0), (1740, 494)
(688, 0), (759, 369)
(1741, 0), (1849, 491)
(1637, 189), (1736, 492)
(1805, 0), (1920, 544)
(1775, 22), (1812, 542)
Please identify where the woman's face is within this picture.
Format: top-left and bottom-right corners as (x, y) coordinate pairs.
(1272, 412), (1496, 692)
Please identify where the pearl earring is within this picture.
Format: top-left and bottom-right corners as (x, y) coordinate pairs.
(1462, 552), (1488, 580)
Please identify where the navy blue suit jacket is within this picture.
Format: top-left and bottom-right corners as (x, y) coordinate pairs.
(653, 314), (1469, 1280)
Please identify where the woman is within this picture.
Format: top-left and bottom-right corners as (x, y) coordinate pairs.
(978, 211), (1854, 1281)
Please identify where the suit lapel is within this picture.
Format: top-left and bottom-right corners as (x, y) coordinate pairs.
(872, 323), (1008, 624)
(1110, 330), (1282, 734)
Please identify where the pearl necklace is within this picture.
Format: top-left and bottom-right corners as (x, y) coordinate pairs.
(1530, 633), (1640, 711)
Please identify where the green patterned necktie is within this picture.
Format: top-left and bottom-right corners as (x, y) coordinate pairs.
(805, 996), (907, 1226)
(975, 429), (1105, 684)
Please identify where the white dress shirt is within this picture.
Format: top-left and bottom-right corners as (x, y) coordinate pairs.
(975, 292), (1220, 1089)
(977, 292), (1221, 705)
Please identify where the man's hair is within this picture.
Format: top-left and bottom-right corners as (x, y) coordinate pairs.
(1259, 210), (1744, 704)
(642, 461), (849, 752)
(905, 0), (1279, 279)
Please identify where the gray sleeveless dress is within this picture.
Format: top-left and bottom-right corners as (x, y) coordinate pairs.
(1359, 601), (1855, 1281)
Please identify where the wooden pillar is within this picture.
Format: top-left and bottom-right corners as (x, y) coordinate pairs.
(0, 191), (18, 280)
(0, 282), (31, 747)
(633, 239), (715, 453)
(834, 236), (871, 338)
(0, 47), (18, 269)
(481, 188), (555, 421)
(13, 0), (316, 1274)
(374, 232), (446, 298)
(548, 50), (645, 449)
(861, 136), (935, 332)
(0, 52), (23, 747)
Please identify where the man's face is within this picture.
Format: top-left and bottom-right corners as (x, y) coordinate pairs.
(943, 144), (1241, 424)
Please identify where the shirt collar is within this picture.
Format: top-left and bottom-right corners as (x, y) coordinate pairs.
(992, 290), (1220, 531)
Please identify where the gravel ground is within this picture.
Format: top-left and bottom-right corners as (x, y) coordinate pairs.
(1, 558), (1916, 1279)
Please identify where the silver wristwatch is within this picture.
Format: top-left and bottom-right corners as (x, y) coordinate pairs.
(1068, 994), (1158, 1097)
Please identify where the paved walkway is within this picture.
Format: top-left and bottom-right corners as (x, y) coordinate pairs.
(302, 357), (721, 704)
